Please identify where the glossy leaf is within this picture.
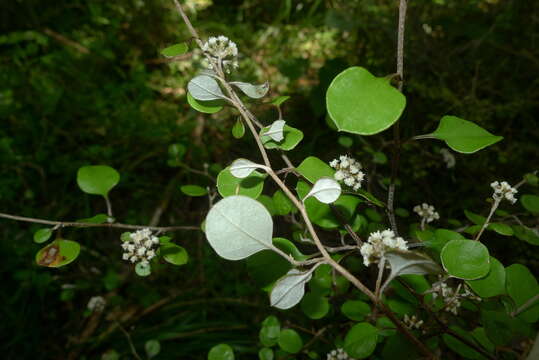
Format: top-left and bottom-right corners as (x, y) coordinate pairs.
(341, 300), (371, 321)
(259, 316), (281, 347)
(344, 322), (379, 359)
(521, 194), (539, 213)
(161, 243), (189, 265)
(258, 348), (274, 360)
(217, 167), (265, 199)
(278, 329), (303, 354)
(270, 95), (290, 106)
(300, 292), (330, 319)
(205, 196), (273, 260)
(506, 264), (539, 323)
(208, 344), (235, 360)
(187, 92), (224, 114)
(326, 67), (406, 135)
(441, 239), (490, 280)
(296, 156), (334, 183)
(181, 185), (208, 197)
(77, 214), (109, 224)
(270, 268), (312, 309)
(33, 228), (52, 244)
(188, 75), (226, 101)
(77, 165), (120, 196)
(232, 118), (245, 138)
(426, 115), (503, 154)
(466, 256), (506, 298)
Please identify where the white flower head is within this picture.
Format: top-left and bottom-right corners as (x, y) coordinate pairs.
(413, 203), (440, 223)
(360, 228), (408, 267)
(121, 228), (160, 268)
(326, 348), (355, 360)
(440, 148), (456, 168)
(87, 296), (106, 312)
(202, 35), (239, 73)
(330, 155), (365, 190)
(490, 181), (518, 204)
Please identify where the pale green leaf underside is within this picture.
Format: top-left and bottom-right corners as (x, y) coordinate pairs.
(187, 75), (226, 101)
(270, 268), (312, 309)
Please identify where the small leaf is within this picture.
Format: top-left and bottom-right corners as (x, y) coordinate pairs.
(300, 292), (330, 319)
(181, 185), (208, 197)
(270, 95), (290, 106)
(208, 344), (235, 360)
(232, 118), (245, 138)
(384, 250), (441, 278)
(441, 239), (490, 280)
(487, 222), (514, 236)
(217, 167), (265, 199)
(296, 156), (334, 183)
(270, 269), (312, 309)
(513, 225), (539, 246)
(263, 120), (286, 142)
(506, 264), (539, 323)
(425, 115), (503, 154)
(187, 92), (224, 114)
(161, 243), (189, 265)
(258, 348), (274, 360)
(77, 214), (109, 224)
(205, 196), (273, 260)
(278, 329), (303, 354)
(33, 228), (52, 244)
(303, 177), (341, 203)
(77, 165), (120, 196)
(161, 43), (188, 57)
(229, 158), (264, 179)
(326, 67), (406, 135)
(259, 316), (281, 347)
(135, 262), (151, 277)
(341, 300), (371, 321)
(260, 124), (303, 151)
(36, 239), (80, 267)
(521, 194), (539, 213)
(272, 190), (295, 216)
(466, 256), (506, 298)
(344, 322), (379, 359)
(145, 339), (161, 358)
(230, 81), (269, 99)
(188, 75), (226, 101)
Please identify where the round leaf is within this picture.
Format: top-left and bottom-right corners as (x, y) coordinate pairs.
(188, 75), (226, 101)
(427, 116), (503, 154)
(145, 339), (161, 358)
(300, 292), (330, 319)
(304, 177), (341, 204)
(229, 158), (263, 179)
(260, 124), (304, 151)
(259, 316), (281, 347)
(208, 344), (235, 360)
(263, 120), (286, 142)
(258, 348), (274, 360)
(161, 243), (188, 265)
(135, 262), (151, 277)
(187, 92), (224, 114)
(217, 167), (265, 199)
(181, 185), (208, 197)
(35, 239), (80, 267)
(33, 228), (52, 244)
(77, 165), (120, 196)
(344, 322), (379, 359)
(441, 239), (490, 280)
(326, 67), (406, 135)
(466, 256), (506, 298)
(521, 194), (539, 213)
(278, 329), (303, 354)
(341, 300), (371, 321)
(205, 196), (273, 260)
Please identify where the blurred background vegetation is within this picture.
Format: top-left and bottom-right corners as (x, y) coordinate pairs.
(1, 0), (538, 358)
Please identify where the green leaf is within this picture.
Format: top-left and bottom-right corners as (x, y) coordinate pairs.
(258, 348), (274, 360)
(145, 339), (161, 358)
(303, 177), (341, 204)
(424, 229), (465, 259)
(326, 67), (406, 135)
(296, 156), (334, 183)
(188, 75), (226, 101)
(471, 328), (495, 353)
(482, 310), (522, 345)
(355, 189), (385, 207)
(341, 300), (371, 321)
(180, 184), (208, 197)
(161, 243), (188, 265)
(270, 269), (312, 309)
(466, 256), (506, 298)
(464, 210), (486, 225)
(270, 95), (290, 106)
(208, 344), (235, 360)
(135, 262), (151, 277)
(161, 43), (188, 57)
(521, 194), (539, 213)
(246, 239), (298, 289)
(77, 165), (120, 196)
(260, 124), (304, 151)
(230, 81), (269, 99)
(229, 158), (264, 179)
(441, 239), (490, 280)
(505, 264), (539, 323)
(205, 196), (273, 260)
(232, 118), (245, 138)
(442, 326), (483, 359)
(382, 250), (441, 293)
(300, 292), (330, 319)
(272, 190), (295, 216)
(33, 228), (52, 244)
(338, 135), (353, 148)
(35, 239), (80, 267)
(513, 225), (539, 245)
(259, 316), (281, 347)
(382, 334), (419, 360)
(278, 329), (303, 354)
(77, 214), (109, 224)
(273, 238), (308, 261)
(217, 167), (265, 199)
(425, 115), (503, 154)
(344, 322), (379, 359)
(487, 222), (513, 236)
(187, 92), (224, 114)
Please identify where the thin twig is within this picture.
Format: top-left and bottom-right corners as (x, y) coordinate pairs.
(512, 293), (539, 317)
(474, 198), (500, 241)
(0, 212), (199, 232)
(116, 321), (143, 360)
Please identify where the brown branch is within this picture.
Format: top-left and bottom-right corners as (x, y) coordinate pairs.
(43, 28), (90, 54)
(0, 212), (199, 232)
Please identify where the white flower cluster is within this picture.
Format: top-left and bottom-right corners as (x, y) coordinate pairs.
(490, 181), (517, 204)
(413, 203), (440, 224)
(202, 35), (239, 72)
(440, 148), (455, 168)
(329, 155), (365, 191)
(430, 277), (481, 315)
(360, 229), (408, 267)
(403, 314), (424, 330)
(121, 228), (158, 266)
(326, 348), (355, 360)
(87, 296), (106, 312)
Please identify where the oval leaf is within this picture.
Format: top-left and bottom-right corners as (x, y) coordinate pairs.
(232, 118), (245, 139)
(466, 256), (506, 298)
(270, 268), (313, 309)
(441, 239), (490, 280)
(33, 228), (52, 244)
(304, 177), (341, 203)
(230, 81), (269, 99)
(77, 165), (120, 196)
(270, 95), (290, 106)
(521, 194), (539, 214)
(208, 344), (235, 360)
(229, 158), (264, 179)
(187, 92), (224, 114)
(145, 339), (161, 358)
(300, 292), (330, 319)
(260, 124), (304, 151)
(181, 185), (208, 197)
(259, 316), (281, 347)
(278, 329), (303, 354)
(426, 115), (503, 154)
(161, 243), (189, 265)
(36, 239), (80, 267)
(326, 67), (406, 135)
(188, 75), (226, 101)
(341, 300), (371, 321)
(264, 120), (286, 142)
(161, 43), (188, 57)
(506, 264), (539, 323)
(205, 196), (273, 260)
(217, 167), (265, 199)
(344, 322), (379, 359)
